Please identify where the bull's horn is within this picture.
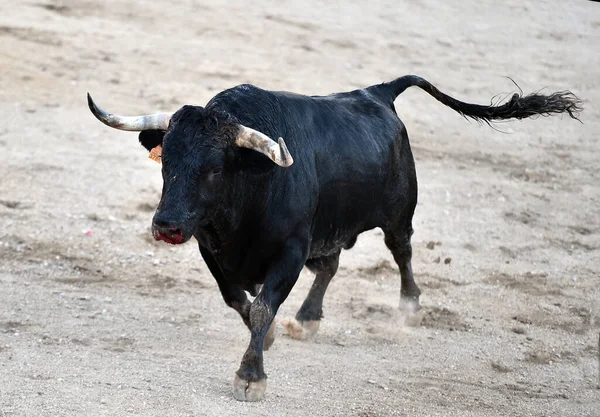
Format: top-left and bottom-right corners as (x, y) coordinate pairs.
(87, 93), (173, 131)
(235, 125), (294, 167)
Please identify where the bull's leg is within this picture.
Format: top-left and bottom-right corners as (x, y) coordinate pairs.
(282, 250), (340, 340)
(199, 245), (276, 349)
(384, 225), (421, 312)
(233, 239), (308, 402)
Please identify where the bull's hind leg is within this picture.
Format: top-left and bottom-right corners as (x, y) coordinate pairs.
(384, 224), (421, 312)
(282, 250), (340, 340)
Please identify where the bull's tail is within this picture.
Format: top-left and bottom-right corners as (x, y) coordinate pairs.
(368, 75), (582, 123)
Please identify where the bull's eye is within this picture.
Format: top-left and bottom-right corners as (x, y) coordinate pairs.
(207, 169), (222, 181)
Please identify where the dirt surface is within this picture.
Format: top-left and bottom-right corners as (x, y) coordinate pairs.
(1, 1), (599, 416)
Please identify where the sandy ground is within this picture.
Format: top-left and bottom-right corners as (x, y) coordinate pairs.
(1, 1), (599, 416)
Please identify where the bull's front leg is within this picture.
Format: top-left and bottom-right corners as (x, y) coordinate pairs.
(199, 245), (251, 320)
(233, 239), (308, 402)
(199, 245), (276, 350)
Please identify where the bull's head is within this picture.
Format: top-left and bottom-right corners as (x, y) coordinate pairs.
(87, 94), (293, 245)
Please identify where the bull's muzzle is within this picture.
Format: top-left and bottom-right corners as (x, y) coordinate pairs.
(152, 224), (184, 245)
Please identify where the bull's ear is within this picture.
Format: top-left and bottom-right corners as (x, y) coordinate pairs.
(139, 130), (165, 151)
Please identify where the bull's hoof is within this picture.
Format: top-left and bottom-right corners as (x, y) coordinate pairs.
(281, 317), (320, 340)
(264, 320), (276, 351)
(399, 296), (420, 314)
(232, 374), (267, 402)
(399, 296), (423, 327)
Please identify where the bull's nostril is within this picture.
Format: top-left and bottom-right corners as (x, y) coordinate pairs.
(169, 228), (183, 239)
(154, 225), (182, 237)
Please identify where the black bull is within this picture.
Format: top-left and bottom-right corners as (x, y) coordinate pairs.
(88, 74), (581, 401)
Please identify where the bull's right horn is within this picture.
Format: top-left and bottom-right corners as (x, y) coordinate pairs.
(87, 93), (173, 131)
(235, 125), (294, 167)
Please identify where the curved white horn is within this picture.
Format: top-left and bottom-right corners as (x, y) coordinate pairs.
(87, 93), (173, 131)
(235, 125), (294, 167)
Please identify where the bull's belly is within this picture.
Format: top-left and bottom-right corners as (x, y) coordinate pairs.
(308, 224), (371, 259)
(307, 181), (388, 259)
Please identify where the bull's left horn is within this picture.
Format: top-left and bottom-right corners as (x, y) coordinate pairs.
(235, 125), (294, 167)
(87, 93), (173, 131)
